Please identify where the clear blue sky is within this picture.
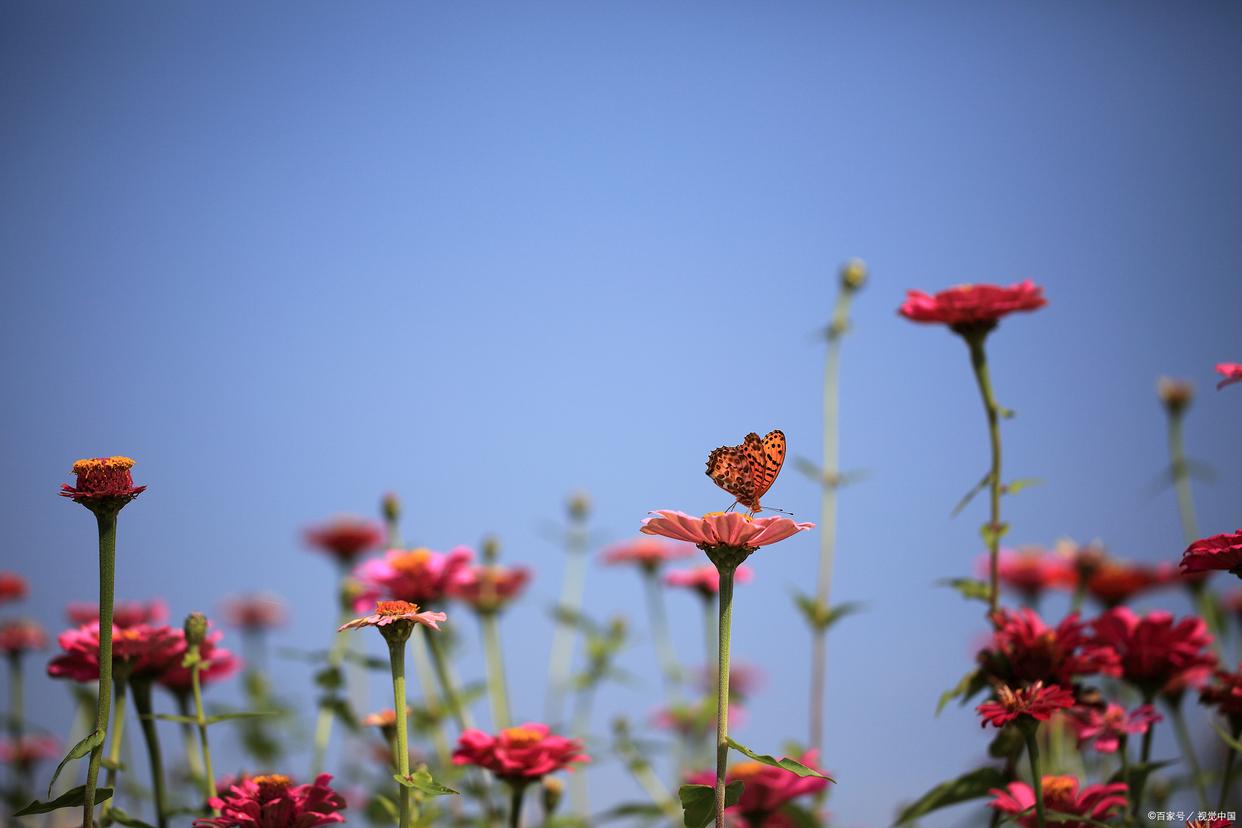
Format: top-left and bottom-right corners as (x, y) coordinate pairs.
(2, 3), (1240, 825)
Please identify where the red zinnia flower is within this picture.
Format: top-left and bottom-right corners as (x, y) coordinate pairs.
(452, 724), (588, 782)
(988, 548), (1077, 601)
(0, 619), (47, 655)
(0, 572), (28, 603)
(1200, 663), (1242, 724)
(304, 517), (386, 564)
(1069, 703), (1161, 753)
(664, 564), (754, 597)
(0, 735), (60, 770)
(158, 628), (241, 693)
(1181, 530), (1242, 578)
(685, 751), (830, 821)
(60, 456), (146, 511)
(978, 609), (1119, 687)
(338, 600), (447, 633)
(1217, 363), (1242, 391)
(448, 563), (531, 613)
(1090, 608), (1217, 697)
(600, 538), (695, 571)
(67, 598), (169, 629)
(354, 547), (473, 608)
(1083, 560), (1173, 608)
(641, 511), (813, 551)
(1188, 819), (1234, 828)
(47, 622), (183, 683)
(977, 682), (1075, 728)
(194, 773), (346, 827)
(989, 776), (1127, 828)
(898, 280), (1046, 333)
(220, 593), (287, 631)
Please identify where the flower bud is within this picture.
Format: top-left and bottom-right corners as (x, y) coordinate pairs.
(567, 490), (591, 522)
(1157, 377), (1194, 413)
(381, 492), (401, 524)
(541, 777), (563, 815)
(482, 535), (500, 564)
(183, 612), (209, 648)
(840, 258), (867, 291)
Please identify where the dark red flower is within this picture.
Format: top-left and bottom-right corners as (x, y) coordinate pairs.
(47, 622), (183, 682)
(194, 773), (346, 827)
(452, 724), (588, 782)
(898, 280), (1046, 334)
(304, 517), (386, 564)
(978, 609), (1119, 687)
(0, 619), (47, 655)
(685, 751), (830, 821)
(977, 682), (1075, 728)
(989, 776), (1127, 828)
(1181, 530), (1242, 578)
(59, 456), (145, 512)
(448, 563), (531, 613)
(1217, 363), (1242, 391)
(158, 628), (241, 693)
(67, 598), (169, 629)
(1090, 608), (1217, 698)
(0, 572), (28, 603)
(220, 594), (287, 631)
(1200, 663), (1242, 724)
(990, 548), (1077, 601)
(1083, 560), (1173, 607)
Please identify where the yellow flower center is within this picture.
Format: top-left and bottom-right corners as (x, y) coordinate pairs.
(701, 511), (751, 521)
(376, 600), (420, 616)
(729, 761), (767, 780)
(502, 727), (543, 747)
(72, 457), (135, 475)
(253, 774), (292, 799)
(1041, 775), (1076, 805)
(391, 548), (433, 573)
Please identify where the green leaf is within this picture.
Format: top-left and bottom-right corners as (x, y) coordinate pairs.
(143, 713), (199, 724)
(594, 802), (667, 822)
(951, 472), (991, 517)
(936, 669), (986, 715)
(16, 785), (113, 816)
(314, 665), (344, 691)
(677, 782), (744, 828)
(203, 711), (279, 725)
(980, 521), (1010, 547)
(1001, 478), (1041, 496)
(394, 767), (459, 797)
(893, 767), (1007, 825)
(107, 806), (157, 828)
(937, 578), (990, 604)
(726, 738), (833, 780)
(793, 595), (864, 631)
(1213, 723), (1242, 754)
(48, 729), (105, 797)
(320, 697), (358, 732)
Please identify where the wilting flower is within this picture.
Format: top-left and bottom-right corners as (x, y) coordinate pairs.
(355, 547), (473, 607)
(978, 609), (1119, 688)
(664, 564), (755, 597)
(1090, 608), (1217, 698)
(220, 593), (287, 631)
(989, 548), (1077, 602)
(1082, 559), (1174, 607)
(0, 735), (60, 770)
(47, 622), (183, 682)
(0, 572), (28, 603)
(601, 538), (695, 571)
(641, 511), (813, 552)
(304, 517), (386, 564)
(1217, 363), (1242, 390)
(1181, 530), (1242, 578)
(194, 773), (346, 827)
(686, 752), (830, 821)
(158, 629), (241, 693)
(977, 682), (1075, 728)
(989, 776), (1127, 828)
(898, 280), (1046, 334)
(449, 563), (531, 613)
(1200, 664), (1242, 726)
(452, 724), (588, 782)
(339, 600), (446, 635)
(1069, 703), (1161, 753)
(59, 456), (146, 512)
(67, 598), (169, 628)
(0, 619), (47, 655)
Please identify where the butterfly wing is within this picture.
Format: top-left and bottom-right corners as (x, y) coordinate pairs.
(748, 430), (786, 506)
(706, 440), (758, 510)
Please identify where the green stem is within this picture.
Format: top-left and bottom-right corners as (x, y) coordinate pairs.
(409, 628), (452, 766)
(8, 653), (30, 794)
(1168, 410), (1198, 544)
(1168, 701), (1208, 808)
(569, 684), (596, 815)
(641, 568), (681, 701)
(1220, 721), (1241, 810)
(508, 781), (527, 828)
(175, 694), (203, 785)
(130, 678), (168, 828)
(425, 630), (473, 731)
(1023, 725), (1046, 828)
(703, 594), (716, 669)
(311, 568), (352, 775)
(84, 511), (117, 828)
(388, 639), (412, 828)
(103, 676), (129, 807)
(1133, 696), (1156, 817)
(190, 648), (218, 813)
(966, 333), (1003, 620)
(546, 519), (588, 724)
(612, 720), (681, 822)
(714, 569), (735, 828)
(481, 612), (511, 730)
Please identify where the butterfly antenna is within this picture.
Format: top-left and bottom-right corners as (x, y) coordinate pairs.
(762, 505), (795, 516)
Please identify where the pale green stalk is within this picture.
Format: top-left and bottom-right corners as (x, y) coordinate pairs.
(713, 568), (736, 828)
(481, 613), (510, 730)
(965, 332), (1003, 618)
(388, 638), (412, 828)
(546, 515), (589, 724)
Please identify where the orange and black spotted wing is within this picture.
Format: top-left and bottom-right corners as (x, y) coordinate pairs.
(752, 429), (786, 504)
(706, 439), (759, 511)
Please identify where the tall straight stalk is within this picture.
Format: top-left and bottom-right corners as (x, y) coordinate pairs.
(7, 653), (30, 793)
(481, 613), (511, 730)
(175, 694), (203, 783)
(966, 333), (1003, 619)
(546, 506), (589, 724)
(713, 569), (736, 828)
(190, 652), (218, 812)
(1168, 701), (1208, 808)
(1167, 407), (1198, 544)
(83, 512), (117, 828)
(1220, 721), (1241, 810)
(1023, 726), (1047, 828)
(130, 679), (168, 828)
(425, 632), (474, 732)
(312, 564), (352, 775)
(387, 639), (412, 828)
(410, 628), (452, 766)
(102, 675), (130, 808)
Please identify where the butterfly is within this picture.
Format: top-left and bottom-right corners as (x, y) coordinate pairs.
(705, 430), (787, 514)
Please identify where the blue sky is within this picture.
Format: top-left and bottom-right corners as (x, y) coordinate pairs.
(2, 3), (1241, 825)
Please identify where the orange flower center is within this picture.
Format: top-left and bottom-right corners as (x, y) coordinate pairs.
(72, 456), (135, 476)
(253, 774), (292, 800)
(729, 761), (767, 780)
(502, 727), (543, 747)
(391, 548), (433, 574)
(1041, 775), (1076, 806)
(701, 511), (751, 522)
(376, 600), (420, 616)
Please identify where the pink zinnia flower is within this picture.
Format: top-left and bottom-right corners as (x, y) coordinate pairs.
(1069, 703), (1161, 753)
(988, 548), (1077, 601)
(664, 564), (754, 597)
(59, 456), (145, 511)
(354, 547), (473, 608)
(1181, 530), (1242, 578)
(686, 751), (830, 821)
(600, 538), (695, 570)
(67, 598), (169, 628)
(338, 600), (446, 633)
(989, 776), (1127, 828)
(977, 682), (1075, 728)
(1217, 363), (1242, 390)
(448, 563), (530, 613)
(695, 663), (763, 700)
(47, 622), (183, 683)
(898, 281), (1046, 333)
(220, 594), (287, 631)
(194, 773), (346, 827)
(452, 724), (588, 782)
(158, 628), (241, 693)
(0, 619), (47, 655)
(0, 572), (28, 603)
(1090, 608), (1217, 697)
(653, 699), (744, 739)
(304, 517), (386, 564)
(641, 511), (813, 551)
(1200, 664), (1242, 724)
(978, 609), (1119, 687)
(0, 735), (60, 770)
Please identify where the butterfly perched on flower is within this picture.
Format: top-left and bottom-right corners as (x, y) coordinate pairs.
(705, 430), (786, 514)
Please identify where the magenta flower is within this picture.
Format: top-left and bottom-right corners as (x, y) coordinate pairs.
(1200, 663), (1242, 724)
(354, 547), (473, 608)
(989, 776), (1127, 828)
(1217, 362), (1242, 390)
(979, 608), (1120, 688)
(1069, 703), (1161, 753)
(194, 773), (346, 827)
(685, 751), (830, 821)
(304, 517), (386, 564)
(977, 682), (1076, 728)
(67, 598), (169, 628)
(641, 511), (813, 551)
(601, 538), (695, 570)
(59, 456), (146, 512)
(1090, 608), (1217, 698)
(448, 563), (531, 613)
(898, 280), (1046, 332)
(989, 547), (1077, 601)
(220, 593), (287, 631)
(0, 572), (28, 603)
(158, 628), (241, 693)
(1181, 530), (1242, 578)
(47, 622), (183, 682)
(664, 564), (754, 597)
(0, 619), (47, 655)
(452, 723), (588, 782)
(0, 735), (60, 771)
(338, 600), (446, 633)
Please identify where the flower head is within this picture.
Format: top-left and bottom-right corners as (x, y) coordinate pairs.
(0, 572), (28, 603)
(448, 563), (530, 614)
(194, 773), (346, 827)
(452, 724), (588, 782)
(220, 593), (287, 632)
(1200, 664), (1242, 725)
(1216, 363), (1242, 391)
(989, 776), (1127, 828)
(158, 628), (241, 693)
(360, 707), (412, 730)
(47, 622), (183, 682)
(1181, 530), (1242, 578)
(1083, 559), (1174, 607)
(67, 598), (168, 629)
(1091, 608), (1217, 698)
(354, 547), (473, 607)
(664, 564), (754, 598)
(977, 682), (1075, 728)
(898, 280), (1046, 336)
(601, 538), (695, 571)
(641, 511), (813, 552)
(1069, 703), (1161, 753)
(304, 517), (386, 564)
(685, 751), (830, 820)
(1158, 377), (1195, 413)
(0, 735), (60, 770)
(653, 698), (744, 740)
(60, 456), (145, 513)
(990, 548), (1077, 601)
(978, 609), (1119, 688)
(0, 619), (47, 655)
(338, 600), (446, 645)
(695, 663), (763, 700)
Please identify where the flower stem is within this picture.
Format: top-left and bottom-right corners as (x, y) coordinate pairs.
(312, 569), (352, 775)
(1133, 696), (1156, 816)
(714, 568), (736, 828)
(387, 638), (412, 828)
(7, 652), (30, 794)
(103, 676), (129, 809)
(83, 511), (117, 828)
(481, 612), (511, 730)
(703, 594), (716, 669)
(410, 628), (452, 766)
(1167, 700), (1208, 808)
(508, 781), (527, 828)
(546, 516), (589, 724)
(189, 648), (218, 814)
(1167, 408), (1198, 545)
(641, 568), (681, 702)
(965, 332), (1003, 620)
(425, 630), (474, 731)
(175, 694), (203, 785)
(1023, 725), (1046, 828)
(129, 678), (168, 828)
(1220, 720), (1241, 810)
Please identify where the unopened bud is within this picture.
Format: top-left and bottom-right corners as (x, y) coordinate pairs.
(840, 258), (868, 291)
(567, 490), (591, 521)
(1157, 377), (1194, 413)
(541, 777), (563, 815)
(183, 612), (209, 647)
(381, 492), (401, 524)
(482, 535), (500, 564)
